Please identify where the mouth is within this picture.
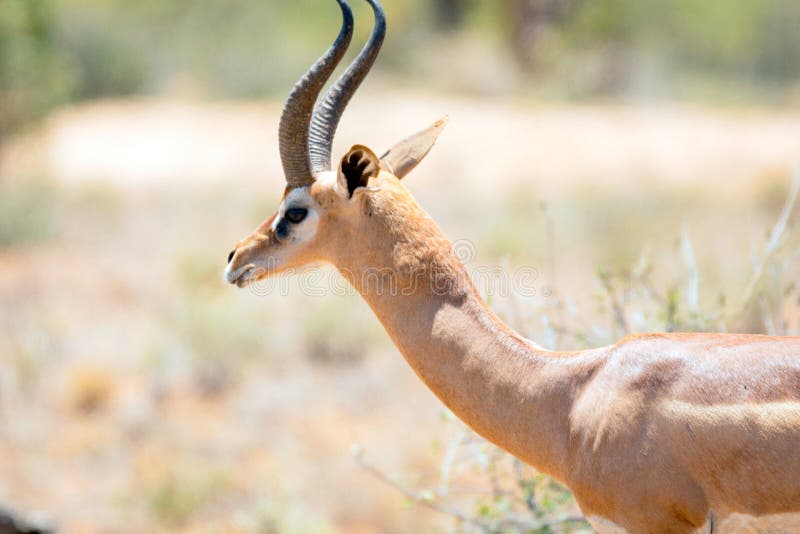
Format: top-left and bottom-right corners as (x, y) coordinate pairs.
(225, 263), (258, 287)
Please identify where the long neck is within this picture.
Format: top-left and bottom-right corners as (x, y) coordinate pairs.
(334, 183), (603, 479)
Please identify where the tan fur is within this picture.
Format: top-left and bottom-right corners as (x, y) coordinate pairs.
(226, 140), (800, 533)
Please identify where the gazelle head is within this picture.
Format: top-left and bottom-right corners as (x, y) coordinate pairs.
(225, 0), (445, 287)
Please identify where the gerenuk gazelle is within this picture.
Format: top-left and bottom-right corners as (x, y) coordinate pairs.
(225, 1), (800, 532)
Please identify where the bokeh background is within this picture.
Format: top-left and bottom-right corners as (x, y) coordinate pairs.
(2, 1), (800, 532)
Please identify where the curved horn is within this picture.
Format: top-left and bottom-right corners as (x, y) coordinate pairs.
(308, 0), (386, 173)
(279, 0), (354, 187)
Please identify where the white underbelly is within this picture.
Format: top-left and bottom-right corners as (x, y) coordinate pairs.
(585, 516), (703, 534)
(715, 512), (800, 533)
(587, 512), (800, 533)
(586, 515), (630, 534)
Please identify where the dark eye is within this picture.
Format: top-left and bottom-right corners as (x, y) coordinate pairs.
(285, 207), (308, 224)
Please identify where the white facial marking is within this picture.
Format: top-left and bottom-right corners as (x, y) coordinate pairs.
(273, 186), (320, 244)
(315, 170), (339, 194)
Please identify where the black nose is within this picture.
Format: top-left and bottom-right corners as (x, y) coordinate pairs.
(227, 250), (235, 264)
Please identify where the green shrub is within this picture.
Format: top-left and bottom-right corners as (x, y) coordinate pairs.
(0, 179), (59, 248)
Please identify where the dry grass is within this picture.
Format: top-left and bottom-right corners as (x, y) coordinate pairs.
(0, 94), (798, 532)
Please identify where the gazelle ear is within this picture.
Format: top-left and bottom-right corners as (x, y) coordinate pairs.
(380, 116), (447, 179)
(338, 144), (380, 197)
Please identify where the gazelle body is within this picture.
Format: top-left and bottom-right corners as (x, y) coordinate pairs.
(225, 2), (800, 531)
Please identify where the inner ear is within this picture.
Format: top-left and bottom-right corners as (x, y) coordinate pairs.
(339, 145), (379, 197)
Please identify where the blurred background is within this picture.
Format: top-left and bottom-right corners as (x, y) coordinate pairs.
(1, 1), (800, 532)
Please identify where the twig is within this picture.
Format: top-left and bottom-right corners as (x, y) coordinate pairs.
(438, 430), (467, 496)
(513, 459), (538, 514)
(598, 272), (630, 335)
(543, 202), (564, 348)
(354, 448), (484, 529)
(758, 296), (778, 336)
(740, 169), (800, 308)
(681, 224), (699, 314)
(354, 448), (589, 533)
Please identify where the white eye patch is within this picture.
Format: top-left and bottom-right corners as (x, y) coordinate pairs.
(273, 186), (320, 244)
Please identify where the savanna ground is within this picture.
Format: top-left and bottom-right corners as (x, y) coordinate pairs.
(1, 90), (799, 533)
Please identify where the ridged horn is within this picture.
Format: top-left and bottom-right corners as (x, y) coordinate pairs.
(279, 0), (354, 187)
(308, 0), (386, 174)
